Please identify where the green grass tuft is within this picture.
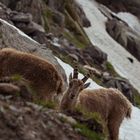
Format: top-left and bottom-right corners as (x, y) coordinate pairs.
(63, 31), (86, 48)
(11, 74), (23, 81)
(134, 93), (140, 108)
(35, 100), (57, 109)
(105, 62), (118, 76)
(75, 105), (103, 123)
(73, 122), (104, 140)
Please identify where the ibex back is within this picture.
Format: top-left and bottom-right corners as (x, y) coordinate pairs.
(0, 48), (63, 101)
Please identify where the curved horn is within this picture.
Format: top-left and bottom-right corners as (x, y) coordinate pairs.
(81, 74), (90, 83)
(73, 66), (78, 79)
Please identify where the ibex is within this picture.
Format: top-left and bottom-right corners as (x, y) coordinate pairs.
(60, 67), (132, 140)
(0, 48), (63, 101)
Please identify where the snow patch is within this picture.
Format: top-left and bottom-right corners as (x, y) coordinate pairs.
(76, 0), (140, 94)
(56, 57), (102, 89)
(76, 0), (140, 139)
(117, 12), (140, 36)
(119, 106), (140, 140)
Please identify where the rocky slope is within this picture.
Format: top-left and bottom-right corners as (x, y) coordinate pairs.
(0, 0), (138, 105)
(0, 0), (140, 140)
(96, 0), (140, 62)
(0, 1), (105, 139)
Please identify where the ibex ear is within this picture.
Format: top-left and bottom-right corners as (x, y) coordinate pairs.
(83, 82), (90, 89)
(69, 73), (73, 81)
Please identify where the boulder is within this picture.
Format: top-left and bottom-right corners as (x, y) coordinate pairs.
(82, 45), (107, 65)
(15, 21), (45, 34)
(96, 0), (140, 19)
(10, 11), (32, 23)
(15, 0), (46, 26)
(106, 18), (140, 61)
(74, 2), (91, 27)
(102, 75), (135, 105)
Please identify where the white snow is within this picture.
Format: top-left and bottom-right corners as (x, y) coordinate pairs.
(75, 0), (140, 139)
(119, 106), (140, 140)
(117, 12), (140, 36)
(56, 57), (102, 89)
(76, 0), (140, 94)
(57, 57), (140, 140)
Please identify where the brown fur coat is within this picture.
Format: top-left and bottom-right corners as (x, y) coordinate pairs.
(0, 48), (63, 101)
(79, 88), (132, 140)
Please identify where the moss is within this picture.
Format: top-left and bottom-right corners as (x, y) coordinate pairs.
(73, 123), (104, 140)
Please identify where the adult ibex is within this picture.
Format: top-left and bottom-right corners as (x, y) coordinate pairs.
(0, 48), (63, 101)
(60, 67), (132, 140)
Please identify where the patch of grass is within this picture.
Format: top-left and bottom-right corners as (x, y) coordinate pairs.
(73, 122), (104, 140)
(75, 105), (103, 124)
(134, 93), (140, 108)
(105, 61), (118, 76)
(63, 30), (86, 48)
(74, 106), (108, 139)
(35, 100), (57, 109)
(11, 74), (23, 81)
(78, 66), (86, 74)
(64, 10), (90, 48)
(92, 76), (102, 85)
(43, 6), (57, 32)
(59, 116), (68, 123)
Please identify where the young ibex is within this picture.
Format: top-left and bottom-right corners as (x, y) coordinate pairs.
(0, 48), (63, 101)
(60, 68), (132, 140)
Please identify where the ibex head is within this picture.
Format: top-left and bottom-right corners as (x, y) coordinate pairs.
(60, 66), (90, 111)
(67, 66), (90, 100)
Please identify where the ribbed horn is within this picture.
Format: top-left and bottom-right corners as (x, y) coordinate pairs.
(73, 66), (78, 79)
(82, 74), (90, 83)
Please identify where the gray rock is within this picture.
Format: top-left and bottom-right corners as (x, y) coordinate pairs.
(15, 21), (45, 34)
(82, 45), (107, 64)
(10, 12), (32, 23)
(15, 0), (47, 26)
(102, 76), (135, 105)
(96, 0), (140, 19)
(106, 18), (140, 61)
